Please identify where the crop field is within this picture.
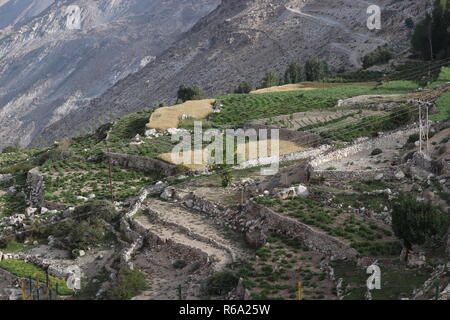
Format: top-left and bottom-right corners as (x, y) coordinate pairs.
(147, 99), (216, 130)
(158, 138), (306, 170)
(254, 194), (401, 257)
(332, 260), (430, 300)
(238, 233), (335, 300)
(250, 82), (377, 94)
(40, 160), (161, 205)
(210, 83), (419, 126)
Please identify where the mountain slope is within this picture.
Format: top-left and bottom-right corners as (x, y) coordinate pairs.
(37, 0), (432, 147)
(0, 0), (220, 149)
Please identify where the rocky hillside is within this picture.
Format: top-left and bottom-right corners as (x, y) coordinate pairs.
(0, 0), (220, 149)
(37, 0), (433, 147)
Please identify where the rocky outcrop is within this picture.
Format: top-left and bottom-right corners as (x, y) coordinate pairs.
(25, 168), (45, 208)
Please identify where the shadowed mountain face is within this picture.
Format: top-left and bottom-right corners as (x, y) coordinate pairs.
(0, 0), (220, 149)
(36, 0), (432, 147)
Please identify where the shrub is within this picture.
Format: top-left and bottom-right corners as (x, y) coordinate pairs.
(177, 85), (204, 102)
(371, 148), (383, 156)
(205, 271), (239, 296)
(110, 268), (148, 300)
(172, 260), (188, 269)
(1, 146), (19, 154)
(234, 81), (252, 94)
(73, 200), (119, 223)
(362, 49), (392, 68)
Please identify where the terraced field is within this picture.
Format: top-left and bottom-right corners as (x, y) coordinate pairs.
(210, 83), (419, 126)
(41, 161), (161, 205)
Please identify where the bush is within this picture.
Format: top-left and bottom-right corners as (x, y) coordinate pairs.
(172, 260), (188, 269)
(177, 85), (204, 102)
(234, 81), (252, 94)
(362, 49), (392, 69)
(205, 271), (239, 296)
(73, 200), (119, 223)
(110, 268), (148, 300)
(1, 146), (19, 154)
(392, 193), (450, 249)
(371, 148), (383, 156)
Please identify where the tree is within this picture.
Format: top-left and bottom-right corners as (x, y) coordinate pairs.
(234, 81), (252, 94)
(392, 193), (450, 253)
(304, 58), (328, 81)
(177, 85), (204, 102)
(259, 70), (279, 89)
(284, 61), (304, 84)
(412, 0), (450, 60)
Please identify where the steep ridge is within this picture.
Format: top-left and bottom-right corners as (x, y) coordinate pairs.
(37, 0), (432, 147)
(0, 0), (220, 149)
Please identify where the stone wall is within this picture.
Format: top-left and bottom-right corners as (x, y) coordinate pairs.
(310, 168), (398, 181)
(25, 168), (45, 208)
(104, 152), (176, 176)
(309, 127), (419, 169)
(243, 201), (358, 260)
(166, 188), (357, 259)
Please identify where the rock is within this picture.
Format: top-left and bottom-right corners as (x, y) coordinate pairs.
(263, 190), (270, 196)
(374, 173), (384, 180)
(88, 193), (96, 199)
(41, 207), (49, 214)
(244, 230), (266, 249)
(76, 196), (88, 202)
(407, 252), (426, 268)
(33, 241), (38, 245)
(25, 207), (37, 217)
(7, 186), (16, 194)
(422, 190), (435, 201)
(160, 187), (175, 201)
(297, 185), (309, 197)
(371, 148), (383, 156)
(79, 250), (86, 257)
(394, 170), (405, 180)
(0, 174), (13, 183)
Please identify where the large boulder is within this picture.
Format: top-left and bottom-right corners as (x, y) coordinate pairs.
(244, 230), (266, 249)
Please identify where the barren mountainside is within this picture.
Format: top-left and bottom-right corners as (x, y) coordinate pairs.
(37, 0), (433, 147)
(0, 0), (220, 149)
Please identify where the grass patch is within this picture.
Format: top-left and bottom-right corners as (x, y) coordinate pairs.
(0, 259), (73, 295)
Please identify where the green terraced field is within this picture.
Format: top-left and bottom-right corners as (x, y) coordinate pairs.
(210, 83), (419, 126)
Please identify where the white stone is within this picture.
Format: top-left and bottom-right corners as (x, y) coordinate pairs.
(88, 193), (96, 199)
(394, 170), (405, 180)
(41, 207), (49, 214)
(79, 250), (86, 257)
(25, 207), (37, 217)
(374, 173), (384, 180)
(297, 185), (309, 197)
(76, 196), (88, 202)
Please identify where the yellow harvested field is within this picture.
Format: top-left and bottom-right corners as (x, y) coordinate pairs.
(251, 82), (377, 94)
(146, 99), (216, 130)
(158, 139), (307, 170)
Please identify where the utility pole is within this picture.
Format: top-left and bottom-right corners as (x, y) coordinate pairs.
(419, 105), (423, 154)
